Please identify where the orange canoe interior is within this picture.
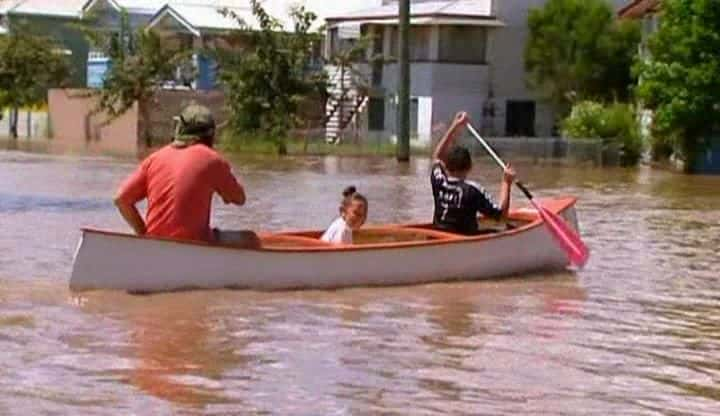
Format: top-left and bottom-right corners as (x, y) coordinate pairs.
(83, 197), (576, 253)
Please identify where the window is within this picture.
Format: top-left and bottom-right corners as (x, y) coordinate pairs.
(328, 24), (364, 59)
(438, 26), (487, 64)
(388, 26), (432, 61)
(368, 98), (385, 131)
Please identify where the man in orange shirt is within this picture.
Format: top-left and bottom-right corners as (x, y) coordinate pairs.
(114, 104), (260, 248)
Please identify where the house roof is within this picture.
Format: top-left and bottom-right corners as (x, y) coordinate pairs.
(147, 3), (255, 37)
(618, 0), (660, 19)
(81, 0), (167, 16)
(3, 0), (87, 18)
(326, 0), (494, 23)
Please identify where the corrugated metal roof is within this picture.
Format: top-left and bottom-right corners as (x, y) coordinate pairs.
(169, 3), (250, 30)
(0, 0), (22, 15)
(6, 0), (88, 18)
(326, 0), (493, 22)
(148, 3), (256, 35)
(3, 0), (256, 18)
(82, 0), (168, 15)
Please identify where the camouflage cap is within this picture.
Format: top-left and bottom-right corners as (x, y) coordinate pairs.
(172, 103), (216, 147)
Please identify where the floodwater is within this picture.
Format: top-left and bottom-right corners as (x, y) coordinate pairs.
(1, 146), (719, 415)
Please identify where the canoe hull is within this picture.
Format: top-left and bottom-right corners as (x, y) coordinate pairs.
(70, 198), (581, 292)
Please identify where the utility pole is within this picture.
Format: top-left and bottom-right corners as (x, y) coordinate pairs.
(396, 0), (410, 162)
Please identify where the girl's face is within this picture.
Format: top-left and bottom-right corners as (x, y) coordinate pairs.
(343, 199), (367, 230)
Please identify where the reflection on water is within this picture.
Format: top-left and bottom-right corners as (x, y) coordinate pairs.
(0, 150), (719, 414)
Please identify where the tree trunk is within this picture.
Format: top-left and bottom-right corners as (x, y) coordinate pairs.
(396, 0), (411, 161)
(9, 107), (19, 139)
(137, 99), (151, 151)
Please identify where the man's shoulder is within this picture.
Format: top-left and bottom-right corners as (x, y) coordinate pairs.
(189, 143), (222, 157)
(183, 144), (229, 166)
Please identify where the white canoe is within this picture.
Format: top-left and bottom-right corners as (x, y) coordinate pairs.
(69, 197), (582, 293)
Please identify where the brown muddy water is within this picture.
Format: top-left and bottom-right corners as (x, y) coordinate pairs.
(0, 148), (719, 415)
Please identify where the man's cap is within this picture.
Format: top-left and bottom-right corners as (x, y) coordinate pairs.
(172, 103), (216, 147)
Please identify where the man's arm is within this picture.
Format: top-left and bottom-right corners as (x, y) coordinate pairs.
(115, 164), (149, 235)
(432, 111), (469, 164)
(114, 197), (147, 235)
(215, 160), (246, 205)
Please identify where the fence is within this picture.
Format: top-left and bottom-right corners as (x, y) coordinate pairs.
(466, 137), (611, 165)
(0, 109), (50, 139)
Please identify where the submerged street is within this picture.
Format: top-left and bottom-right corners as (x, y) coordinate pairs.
(1, 150), (719, 415)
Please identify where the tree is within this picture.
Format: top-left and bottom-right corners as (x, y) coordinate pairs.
(525, 0), (640, 118)
(216, 0), (325, 154)
(0, 24), (70, 138)
(78, 10), (190, 148)
(635, 0), (720, 170)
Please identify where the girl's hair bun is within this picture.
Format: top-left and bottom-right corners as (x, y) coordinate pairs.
(342, 186), (357, 197)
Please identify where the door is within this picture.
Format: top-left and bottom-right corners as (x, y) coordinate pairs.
(505, 100), (536, 137)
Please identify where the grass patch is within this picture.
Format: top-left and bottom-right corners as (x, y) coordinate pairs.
(217, 131), (430, 157)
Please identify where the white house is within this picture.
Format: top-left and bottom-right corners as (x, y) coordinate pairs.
(324, 0), (629, 144)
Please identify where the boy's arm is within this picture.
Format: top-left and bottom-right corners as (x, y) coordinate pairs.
(432, 111), (469, 164)
(497, 165), (516, 218)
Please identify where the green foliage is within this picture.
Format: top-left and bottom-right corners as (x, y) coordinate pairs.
(562, 101), (643, 165)
(634, 0), (720, 165)
(525, 0), (640, 116)
(216, 0), (326, 153)
(77, 10), (189, 144)
(0, 25), (70, 111)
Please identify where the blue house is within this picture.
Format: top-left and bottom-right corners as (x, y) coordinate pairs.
(145, 3), (250, 91)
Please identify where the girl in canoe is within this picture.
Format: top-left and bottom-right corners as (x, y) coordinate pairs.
(321, 186), (368, 244)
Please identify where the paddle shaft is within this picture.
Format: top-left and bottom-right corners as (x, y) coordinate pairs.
(466, 121), (591, 269)
(466, 123), (533, 201)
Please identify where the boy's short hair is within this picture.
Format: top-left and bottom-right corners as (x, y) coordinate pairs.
(446, 146), (472, 173)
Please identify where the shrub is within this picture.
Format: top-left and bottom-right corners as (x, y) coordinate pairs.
(562, 101), (643, 165)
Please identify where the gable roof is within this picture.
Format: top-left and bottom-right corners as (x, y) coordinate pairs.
(147, 3), (252, 36)
(81, 0), (167, 16)
(326, 0), (494, 23)
(618, 0), (660, 19)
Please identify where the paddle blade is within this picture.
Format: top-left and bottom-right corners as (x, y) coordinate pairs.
(535, 204), (590, 269)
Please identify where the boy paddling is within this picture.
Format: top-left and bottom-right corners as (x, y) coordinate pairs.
(431, 112), (516, 235)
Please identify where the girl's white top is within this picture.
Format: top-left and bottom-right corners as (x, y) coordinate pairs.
(320, 217), (352, 244)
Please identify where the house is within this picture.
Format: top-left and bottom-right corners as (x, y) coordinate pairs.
(1, 0), (89, 86)
(618, 0), (659, 153)
(324, 0), (630, 145)
(618, 0), (659, 58)
(145, 3), (251, 91)
(0, 0), (257, 88)
(619, 0), (720, 173)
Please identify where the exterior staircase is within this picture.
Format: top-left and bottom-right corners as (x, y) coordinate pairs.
(324, 65), (368, 144)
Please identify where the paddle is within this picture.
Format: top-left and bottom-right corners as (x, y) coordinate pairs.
(466, 123), (590, 268)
